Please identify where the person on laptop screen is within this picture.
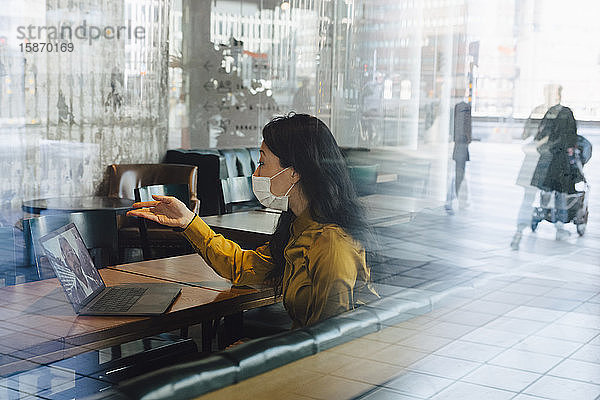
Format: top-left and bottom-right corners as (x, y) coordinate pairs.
(42, 233), (99, 307)
(58, 237), (93, 304)
(128, 113), (377, 329)
(58, 236), (96, 305)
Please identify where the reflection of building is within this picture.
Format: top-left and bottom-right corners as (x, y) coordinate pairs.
(179, 2), (326, 149)
(346, 0), (469, 148)
(210, 3), (319, 109)
(466, 0), (518, 117)
(186, 39), (280, 148)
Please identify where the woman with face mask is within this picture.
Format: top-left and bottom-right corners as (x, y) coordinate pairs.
(128, 113), (373, 328)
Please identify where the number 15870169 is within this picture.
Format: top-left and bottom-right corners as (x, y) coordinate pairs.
(20, 42), (74, 52)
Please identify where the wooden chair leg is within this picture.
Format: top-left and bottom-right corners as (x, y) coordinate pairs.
(138, 219), (151, 261)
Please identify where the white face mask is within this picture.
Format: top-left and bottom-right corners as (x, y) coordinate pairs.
(252, 167), (296, 211)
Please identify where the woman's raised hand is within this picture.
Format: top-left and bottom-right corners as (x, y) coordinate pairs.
(127, 195), (195, 229)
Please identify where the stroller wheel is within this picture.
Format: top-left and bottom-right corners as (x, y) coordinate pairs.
(576, 223), (586, 236)
(531, 221), (539, 232)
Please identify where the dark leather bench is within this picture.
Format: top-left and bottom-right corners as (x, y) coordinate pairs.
(104, 289), (433, 400)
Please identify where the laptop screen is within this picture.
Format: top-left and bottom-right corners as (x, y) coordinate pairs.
(38, 223), (106, 313)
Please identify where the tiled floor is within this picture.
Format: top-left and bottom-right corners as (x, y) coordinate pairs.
(1, 136), (599, 399)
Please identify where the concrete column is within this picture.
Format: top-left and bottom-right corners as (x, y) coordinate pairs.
(182, 0), (212, 148)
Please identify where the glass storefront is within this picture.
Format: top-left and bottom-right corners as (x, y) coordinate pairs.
(0, 1), (599, 398)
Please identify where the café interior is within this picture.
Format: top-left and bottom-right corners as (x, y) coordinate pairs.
(1, 0), (599, 399)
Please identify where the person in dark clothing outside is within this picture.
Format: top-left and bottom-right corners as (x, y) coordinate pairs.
(511, 84), (562, 250)
(530, 103), (578, 240)
(446, 100), (472, 213)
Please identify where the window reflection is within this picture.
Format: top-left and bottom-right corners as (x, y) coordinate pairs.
(0, 1), (599, 396)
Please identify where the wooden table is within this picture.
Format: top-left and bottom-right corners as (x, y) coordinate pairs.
(22, 196), (135, 215)
(0, 255), (276, 376)
(202, 210), (280, 249)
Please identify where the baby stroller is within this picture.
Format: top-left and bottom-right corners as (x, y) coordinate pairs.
(531, 135), (592, 236)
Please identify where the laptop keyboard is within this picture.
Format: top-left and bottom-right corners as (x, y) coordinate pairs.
(88, 287), (148, 312)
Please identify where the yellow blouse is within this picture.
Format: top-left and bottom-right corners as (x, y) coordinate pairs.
(181, 210), (371, 328)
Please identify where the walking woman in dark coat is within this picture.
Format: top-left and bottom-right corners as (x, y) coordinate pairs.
(530, 104), (578, 239)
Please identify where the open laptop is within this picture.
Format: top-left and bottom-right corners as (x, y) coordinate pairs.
(38, 223), (181, 316)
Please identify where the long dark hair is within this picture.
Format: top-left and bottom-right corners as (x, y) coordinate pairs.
(264, 114), (371, 287)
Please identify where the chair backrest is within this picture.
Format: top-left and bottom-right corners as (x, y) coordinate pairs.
(106, 164), (199, 214)
(23, 210), (119, 280)
(233, 149), (254, 176)
(134, 184), (191, 209)
(221, 177), (255, 206)
(248, 148), (260, 171)
(220, 149), (240, 178)
(218, 149), (260, 213)
(133, 184), (191, 261)
(164, 150), (224, 216)
(219, 149), (255, 178)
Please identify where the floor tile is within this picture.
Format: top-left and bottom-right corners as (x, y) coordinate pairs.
(570, 343), (600, 364)
(461, 327), (528, 348)
(358, 387), (423, 400)
(393, 315), (438, 331)
(511, 394), (555, 400)
(202, 366), (322, 400)
(516, 277), (565, 289)
(524, 375), (600, 400)
(555, 312), (600, 329)
(512, 335), (583, 357)
(291, 351), (360, 374)
(543, 288), (597, 302)
(549, 359), (600, 385)
(330, 338), (391, 359)
(526, 296), (581, 312)
(482, 316), (547, 335)
(423, 321), (476, 339)
(462, 364), (541, 392)
(7, 365), (77, 394)
(503, 306), (566, 323)
(363, 326), (418, 344)
(366, 344), (428, 367)
(481, 291), (536, 306)
(434, 340), (505, 363)
(206, 386), (314, 400)
(0, 384), (36, 400)
(438, 309), (498, 327)
(430, 381), (515, 400)
(590, 335), (600, 346)
(572, 302), (600, 316)
(395, 331), (452, 352)
(408, 354), (480, 380)
(502, 282), (554, 296)
(295, 375), (374, 400)
(36, 376), (111, 400)
(588, 293), (600, 304)
(535, 323), (599, 343)
(331, 358), (402, 385)
(383, 371), (453, 398)
(489, 349), (563, 374)
(459, 299), (517, 315)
